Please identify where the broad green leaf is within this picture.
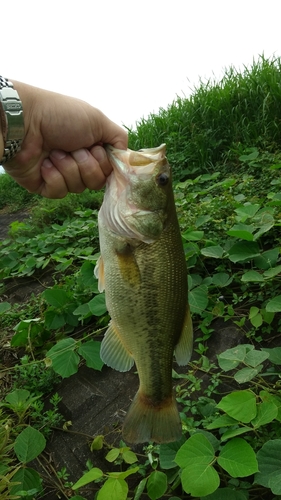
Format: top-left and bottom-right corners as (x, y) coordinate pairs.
(159, 438), (185, 469)
(207, 415), (239, 429)
(97, 477), (128, 500)
(234, 194), (246, 202)
(201, 486), (249, 499)
(270, 474), (281, 496)
(249, 313), (263, 328)
(5, 388), (31, 406)
(106, 448), (120, 463)
(201, 245), (224, 258)
(147, 470), (167, 500)
(88, 294), (107, 316)
(244, 349), (269, 367)
(0, 301), (11, 314)
(11, 319), (43, 347)
(235, 204), (260, 220)
(249, 305), (261, 318)
(217, 345), (249, 371)
(44, 310), (66, 329)
(227, 224), (254, 241)
(212, 301), (225, 317)
(212, 272), (232, 287)
(90, 435), (104, 451)
(73, 302), (92, 320)
(254, 247), (279, 270)
(188, 273), (202, 288)
(241, 270), (264, 282)
(195, 214), (211, 227)
(10, 467), (42, 495)
(134, 477), (148, 500)
(46, 338), (79, 378)
(64, 305), (79, 327)
(218, 438), (258, 477)
(122, 450), (138, 464)
(228, 241), (260, 263)
(55, 258), (73, 271)
(217, 390), (256, 423)
(266, 296), (281, 312)
(220, 426), (252, 442)
(259, 391), (281, 422)
(263, 264), (281, 278)
(261, 347), (281, 365)
(261, 309), (275, 324)
(234, 366), (262, 383)
(255, 439), (281, 494)
(72, 467), (103, 489)
(194, 430), (220, 452)
(78, 340), (104, 371)
(189, 285), (208, 314)
(134, 477), (147, 500)
(267, 192), (281, 205)
(253, 222), (274, 240)
(182, 229), (204, 241)
(251, 401), (278, 428)
(108, 466), (139, 480)
(14, 427), (46, 463)
(175, 433), (215, 469)
(43, 288), (69, 307)
(181, 462), (219, 497)
(78, 261), (98, 288)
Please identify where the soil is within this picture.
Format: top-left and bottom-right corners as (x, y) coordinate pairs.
(0, 211), (278, 500)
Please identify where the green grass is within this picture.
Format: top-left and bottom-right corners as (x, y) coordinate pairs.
(0, 173), (38, 212)
(128, 55), (281, 179)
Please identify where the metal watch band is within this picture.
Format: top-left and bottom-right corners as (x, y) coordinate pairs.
(0, 76), (24, 164)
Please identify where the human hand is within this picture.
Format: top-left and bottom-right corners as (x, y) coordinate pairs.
(2, 81), (128, 198)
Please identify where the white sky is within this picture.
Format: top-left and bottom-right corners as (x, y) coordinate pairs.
(1, 0), (281, 130)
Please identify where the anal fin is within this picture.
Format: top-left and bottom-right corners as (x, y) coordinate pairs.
(174, 304), (193, 366)
(101, 321), (134, 372)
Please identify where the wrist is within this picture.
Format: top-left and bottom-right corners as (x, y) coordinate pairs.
(0, 78), (24, 164)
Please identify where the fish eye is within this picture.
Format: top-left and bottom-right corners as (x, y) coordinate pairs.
(156, 173), (169, 186)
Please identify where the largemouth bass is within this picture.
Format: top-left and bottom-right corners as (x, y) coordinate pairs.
(94, 144), (193, 444)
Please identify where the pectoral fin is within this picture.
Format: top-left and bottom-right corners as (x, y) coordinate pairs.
(174, 304), (193, 366)
(116, 246), (141, 288)
(101, 321), (134, 372)
(94, 255), (105, 293)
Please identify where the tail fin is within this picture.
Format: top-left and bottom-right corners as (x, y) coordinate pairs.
(122, 391), (182, 444)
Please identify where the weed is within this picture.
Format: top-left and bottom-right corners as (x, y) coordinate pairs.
(12, 356), (61, 395)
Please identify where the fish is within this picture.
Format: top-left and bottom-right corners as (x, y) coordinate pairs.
(94, 143), (193, 444)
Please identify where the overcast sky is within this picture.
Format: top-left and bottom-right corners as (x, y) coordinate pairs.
(1, 0), (280, 131)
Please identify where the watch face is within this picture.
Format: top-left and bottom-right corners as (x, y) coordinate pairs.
(0, 82), (24, 163)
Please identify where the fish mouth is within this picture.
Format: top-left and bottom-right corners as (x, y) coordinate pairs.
(105, 144), (167, 177)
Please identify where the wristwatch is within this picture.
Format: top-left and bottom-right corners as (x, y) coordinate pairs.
(0, 76), (24, 164)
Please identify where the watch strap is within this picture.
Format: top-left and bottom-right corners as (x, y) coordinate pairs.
(0, 76), (24, 164)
